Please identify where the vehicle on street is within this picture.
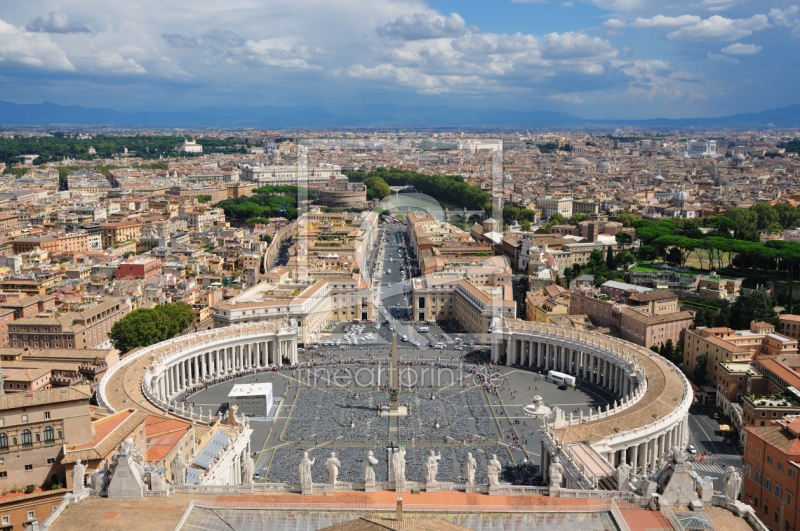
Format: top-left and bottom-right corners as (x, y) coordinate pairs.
(687, 445), (697, 454)
(557, 384), (568, 390)
(713, 412), (720, 419)
(254, 471), (260, 479)
(297, 348), (305, 353)
(418, 327), (429, 333)
(454, 345), (463, 351)
(402, 335), (408, 341)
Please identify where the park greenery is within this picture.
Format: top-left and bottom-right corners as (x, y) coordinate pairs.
(362, 176), (390, 201)
(345, 168), (490, 211)
(777, 138), (800, 153)
(215, 185), (315, 223)
(536, 142), (570, 153)
(109, 302), (195, 354)
(561, 248), (633, 288)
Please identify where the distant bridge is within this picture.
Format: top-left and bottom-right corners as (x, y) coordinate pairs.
(389, 185), (416, 193)
(444, 208), (485, 223)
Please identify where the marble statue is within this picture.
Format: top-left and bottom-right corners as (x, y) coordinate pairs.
(363, 451), (379, 482)
(549, 457), (564, 488)
(723, 466), (742, 502)
(242, 454), (255, 486)
(72, 459), (86, 493)
(424, 451), (441, 484)
(487, 454), (502, 487)
(171, 450), (187, 486)
(298, 451), (315, 490)
(615, 462), (631, 492)
(326, 452), (341, 486)
(465, 452), (477, 485)
(392, 447), (406, 484)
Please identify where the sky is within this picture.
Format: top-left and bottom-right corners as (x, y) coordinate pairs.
(0, 0), (799, 120)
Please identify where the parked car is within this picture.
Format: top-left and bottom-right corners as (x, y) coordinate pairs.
(687, 445), (697, 454)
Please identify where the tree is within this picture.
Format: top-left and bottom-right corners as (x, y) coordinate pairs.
(262, 234), (273, 244)
(363, 176), (390, 200)
(549, 212), (567, 225)
(693, 308), (707, 328)
(730, 289), (777, 330)
(109, 302), (195, 354)
(615, 232), (633, 250)
(521, 220), (532, 232)
(606, 246), (615, 270)
(664, 339), (674, 361)
(693, 353), (708, 384)
(617, 212), (638, 227)
(569, 213), (591, 225)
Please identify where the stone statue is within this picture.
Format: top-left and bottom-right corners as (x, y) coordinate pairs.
(171, 450), (187, 486)
(659, 450), (670, 470)
(615, 462), (631, 492)
(392, 447), (406, 484)
(465, 452), (477, 485)
(549, 457), (564, 488)
(723, 466), (742, 502)
(487, 454), (502, 487)
(72, 459), (86, 493)
(298, 451), (315, 490)
(326, 452), (341, 486)
(424, 451), (441, 484)
(241, 454), (255, 486)
(363, 451), (379, 482)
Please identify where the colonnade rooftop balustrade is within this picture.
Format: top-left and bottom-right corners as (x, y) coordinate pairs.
(97, 322), (296, 420)
(497, 319), (691, 447)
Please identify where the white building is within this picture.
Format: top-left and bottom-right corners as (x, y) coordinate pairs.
(240, 163), (342, 186)
(686, 140), (719, 158)
(228, 383), (274, 418)
(536, 196), (573, 220)
(181, 139), (203, 153)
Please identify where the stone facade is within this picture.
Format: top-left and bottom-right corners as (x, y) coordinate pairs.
(316, 176), (368, 209)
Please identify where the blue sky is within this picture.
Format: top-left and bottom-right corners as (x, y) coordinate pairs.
(0, 0), (799, 119)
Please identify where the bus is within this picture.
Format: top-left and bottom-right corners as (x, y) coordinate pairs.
(547, 370), (576, 387)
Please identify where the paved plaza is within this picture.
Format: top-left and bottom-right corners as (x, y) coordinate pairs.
(184, 347), (618, 486)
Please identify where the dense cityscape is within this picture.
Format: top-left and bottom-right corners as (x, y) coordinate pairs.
(4, 0), (800, 529)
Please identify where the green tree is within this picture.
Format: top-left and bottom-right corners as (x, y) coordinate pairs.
(549, 212), (566, 225)
(730, 289), (777, 330)
(109, 302), (194, 354)
(606, 246), (615, 270)
(693, 308), (707, 328)
(693, 353), (708, 384)
(195, 194), (212, 203)
(363, 176), (391, 200)
(616, 212), (638, 227)
(520, 220), (532, 232)
(569, 213), (591, 225)
(664, 339), (674, 361)
(615, 232), (633, 250)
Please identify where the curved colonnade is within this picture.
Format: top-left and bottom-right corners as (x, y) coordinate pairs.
(492, 318), (692, 489)
(97, 322), (299, 416)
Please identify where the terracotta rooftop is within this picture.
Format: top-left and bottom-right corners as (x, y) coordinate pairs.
(0, 384), (91, 409)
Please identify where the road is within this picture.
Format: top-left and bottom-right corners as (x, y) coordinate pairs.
(685, 403), (743, 491)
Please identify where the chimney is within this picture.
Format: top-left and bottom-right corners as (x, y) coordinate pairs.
(396, 498), (403, 521)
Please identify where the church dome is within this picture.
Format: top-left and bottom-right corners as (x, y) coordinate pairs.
(734, 153), (745, 160)
(675, 189), (688, 201)
(569, 157), (591, 166)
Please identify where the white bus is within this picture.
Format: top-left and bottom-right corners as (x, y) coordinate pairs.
(547, 370), (576, 387)
(418, 327), (429, 333)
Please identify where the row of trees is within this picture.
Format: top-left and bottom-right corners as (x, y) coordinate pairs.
(214, 186), (316, 223)
(561, 249), (631, 287)
(635, 217), (800, 275)
(345, 168), (491, 211)
(362, 176), (390, 201)
(109, 303), (195, 354)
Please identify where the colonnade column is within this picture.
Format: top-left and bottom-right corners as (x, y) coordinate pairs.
(631, 443), (639, 474)
(193, 355), (200, 386)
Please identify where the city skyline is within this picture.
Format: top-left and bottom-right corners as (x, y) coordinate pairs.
(1, 0), (799, 120)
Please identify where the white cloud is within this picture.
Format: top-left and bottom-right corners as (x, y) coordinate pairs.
(0, 19), (75, 71)
(93, 52), (147, 74)
(707, 51), (740, 63)
(770, 6), (800, 26)
(721, 42), (761, 54)
(666, 14), (770, 41)
(377, 12), (468, 40)
(541, 32), (616, 60)
(629, 15), (702, 28)
(562, 2), (575, 7)
(26, 12), (90, 33)
(236, 40), (321, 70)
(603, 18), (627, 33)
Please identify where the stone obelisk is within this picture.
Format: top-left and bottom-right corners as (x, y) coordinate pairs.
(389, 332), (399, 412)
(380, 332), (407, 417)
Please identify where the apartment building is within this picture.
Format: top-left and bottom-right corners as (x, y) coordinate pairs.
(743, 416), (800, 531)
(0, 385), (93, 494)
(116, 257), (162, 280)
(779, 314), (800, 341)
(100, 220), (142, 249)
(8, 297), (129, 349)
(0, 294), (57, 319)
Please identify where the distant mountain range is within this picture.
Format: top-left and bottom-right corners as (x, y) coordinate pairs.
(1, 99), (799, 129)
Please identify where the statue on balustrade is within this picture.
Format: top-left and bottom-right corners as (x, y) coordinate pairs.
(72, 459), (86, 494)
(549, 457), (564, 488)
(723, 466), (742, 502)
(298, 451), (315, 491)
(241, 454), (255, 486)
(487, 454), (502, 487)
(424, 451), (441, 484)
(363, 451), (379, 482)
(326, 452), (341, 486)
(171, 450), (187, 486)
(464, 452), (477, 485)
